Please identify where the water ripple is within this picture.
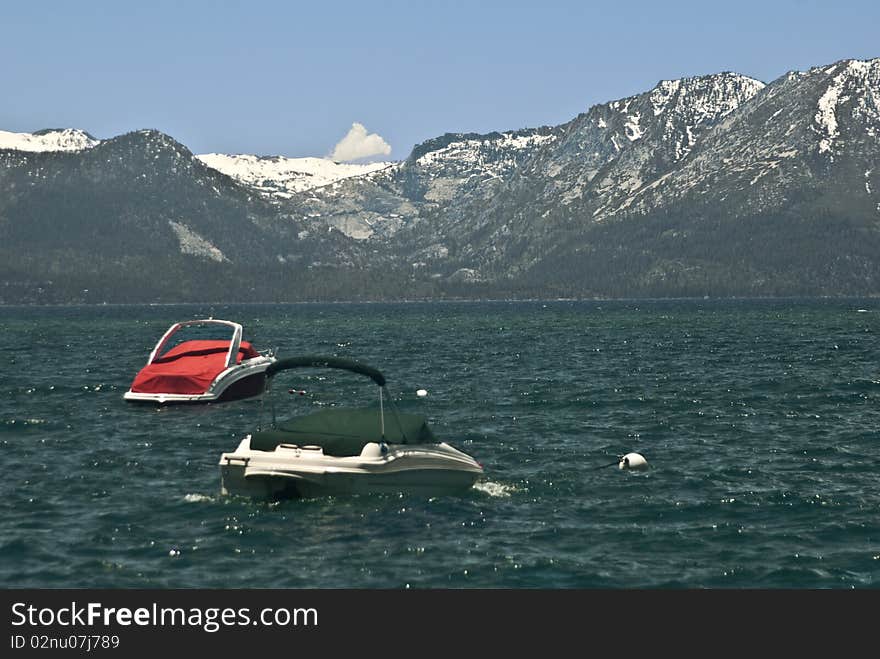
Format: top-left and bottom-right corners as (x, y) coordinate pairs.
(1, 299), (879, 587)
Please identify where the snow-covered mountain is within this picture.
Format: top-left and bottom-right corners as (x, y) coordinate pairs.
(195, 153), (394, 197)
(0, 129), (397, 197)
(282, 126), (562, 240)
(0, 128), (99, 152)
(276, 58), (880, 295)
(281, 71), (768, 258)
(479, 57), (880, 294)
(0, 129), (382, 303)
(449, 71), (770, 274)
(2, 56), (879, 303)
(587, 59), (880, 221)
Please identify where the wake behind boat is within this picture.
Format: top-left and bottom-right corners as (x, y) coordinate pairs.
(124, 319), (275, 404)
(219, 355), (483, 498)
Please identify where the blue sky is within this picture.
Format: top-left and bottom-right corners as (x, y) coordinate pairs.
(1, 0), (878, 160)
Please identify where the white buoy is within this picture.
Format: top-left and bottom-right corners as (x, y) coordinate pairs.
(619, 452), (649, 471)
(416, 389), (428, 397)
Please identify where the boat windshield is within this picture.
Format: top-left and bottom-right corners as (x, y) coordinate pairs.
(156, 322), (237, 360)
(145, 319), (251, 369)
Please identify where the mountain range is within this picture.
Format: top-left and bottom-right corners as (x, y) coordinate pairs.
(1, 56), (878, 303)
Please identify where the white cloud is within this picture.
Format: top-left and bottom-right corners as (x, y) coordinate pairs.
(330, 122), (391, 162)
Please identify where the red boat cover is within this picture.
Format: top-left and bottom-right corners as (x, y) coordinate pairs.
(130, 340), (261, 395)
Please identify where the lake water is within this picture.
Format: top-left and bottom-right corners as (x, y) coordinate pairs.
(1, 299), (878, 588)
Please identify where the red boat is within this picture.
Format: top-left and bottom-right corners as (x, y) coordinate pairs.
(124, 319), (276, 404)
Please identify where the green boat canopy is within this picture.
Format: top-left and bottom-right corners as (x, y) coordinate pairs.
(250, 407), (437, 457)
(266, 355), (386, 386)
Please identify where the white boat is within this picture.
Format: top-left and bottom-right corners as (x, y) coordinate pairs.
(219, 356), (483, 498)
(124, 319), (275, 404)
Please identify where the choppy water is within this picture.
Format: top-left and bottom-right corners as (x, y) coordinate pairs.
(1, 299), (879, 588)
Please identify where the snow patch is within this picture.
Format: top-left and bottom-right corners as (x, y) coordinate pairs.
(169, 221), (228, 262)
(197, 153), (393, 196)
(814, 60), (879, 154)
(415, 132), (554, 168)
(815, 74), (843, 153)
(650, 79), (681, 116)
(624, 113), (643, 141)
(0, 128), (98, 152)
(658, 73), (765, 162)
(496, 132), (555, 150)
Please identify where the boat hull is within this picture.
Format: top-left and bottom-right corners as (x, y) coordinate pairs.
(124, 363), (270, 405)
(219, 437), (483, 499)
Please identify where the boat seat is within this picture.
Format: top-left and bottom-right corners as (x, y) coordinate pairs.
(250, 408), (436, 457)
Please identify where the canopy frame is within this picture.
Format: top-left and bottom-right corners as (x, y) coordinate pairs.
(260, 355), (402, 442)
